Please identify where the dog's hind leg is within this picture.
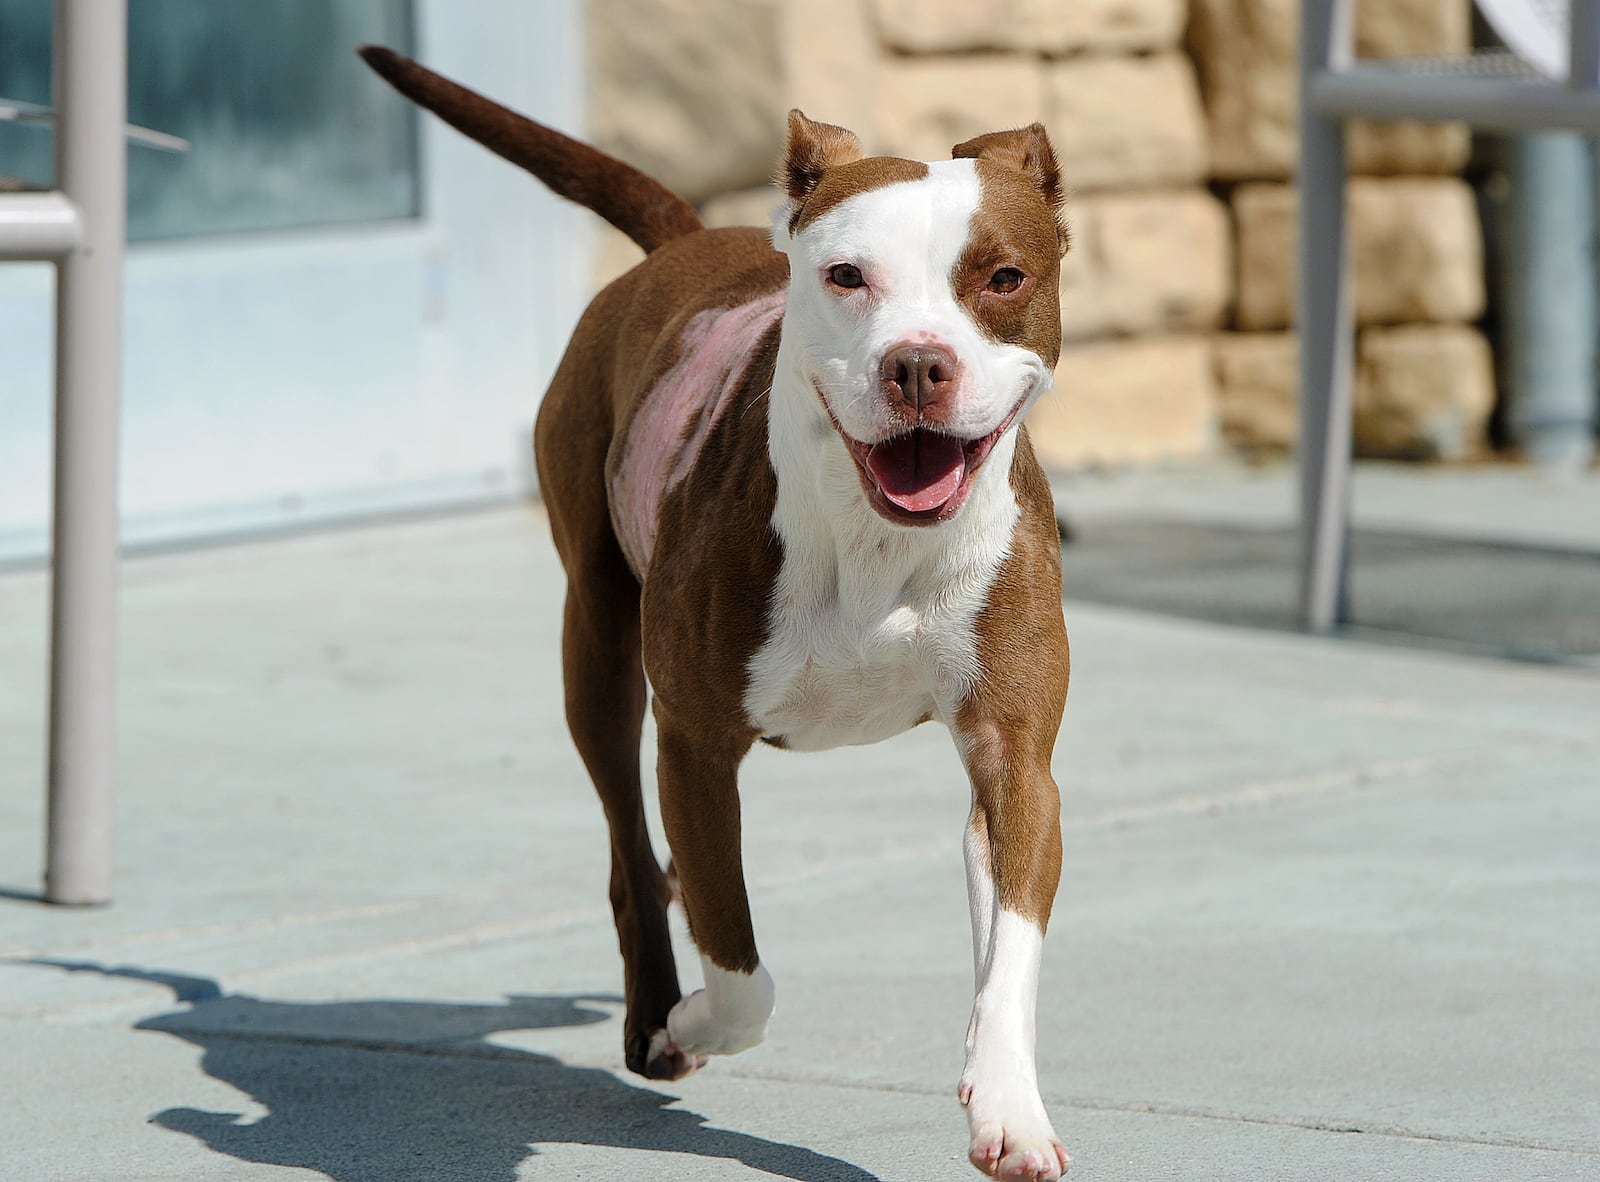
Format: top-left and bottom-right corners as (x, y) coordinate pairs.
(558, 556), (702, 1080)
(537, 394), (696, 1081)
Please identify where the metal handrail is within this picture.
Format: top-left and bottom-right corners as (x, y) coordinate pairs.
(0, 96), (190, 153)
(0, 1), (127, 904)
(1296, 0), (1600, 631)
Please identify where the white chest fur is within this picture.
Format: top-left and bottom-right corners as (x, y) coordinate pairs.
(745, 563), (960, 751)
(745, 378), (1022, 752)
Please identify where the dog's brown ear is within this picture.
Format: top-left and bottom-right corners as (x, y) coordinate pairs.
(953, 124), (1068, 253)
(783, 109), (865, 204)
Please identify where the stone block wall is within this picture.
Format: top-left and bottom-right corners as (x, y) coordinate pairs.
(586, 0), (1494, 468)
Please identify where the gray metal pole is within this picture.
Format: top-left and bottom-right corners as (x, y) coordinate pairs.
(1503, 133), (1598, 471)
(1297, 0), (1355, 632)
(1572, 0), (1600, 92)
(44, 0), (126, 905)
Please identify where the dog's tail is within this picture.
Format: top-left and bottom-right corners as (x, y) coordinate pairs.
(358, 46), (703, 254)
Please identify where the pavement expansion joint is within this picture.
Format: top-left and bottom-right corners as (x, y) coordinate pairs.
(1064, 750), (1487, 831)
(1049, 1098), (1600, 1159)
(6, 751), (1492, 1027)
(0, 883), (560, 960)
(140, 1025), (586, 1065)
(690, 1062), (1600, 1159)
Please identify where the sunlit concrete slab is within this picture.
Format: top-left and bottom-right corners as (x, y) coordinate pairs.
(3, 505), (1597, 1180)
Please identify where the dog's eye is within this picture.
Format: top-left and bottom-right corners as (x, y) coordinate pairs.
(828, 263), (865, 290)
(987, 267), (1025, 295)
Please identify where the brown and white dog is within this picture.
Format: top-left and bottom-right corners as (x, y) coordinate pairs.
(362, 48), (1072, 1182)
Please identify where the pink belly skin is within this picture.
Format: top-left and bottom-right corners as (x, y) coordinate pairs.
(610, 289), (786, 576)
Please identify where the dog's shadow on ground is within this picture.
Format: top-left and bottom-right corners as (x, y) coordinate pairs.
(36, 960), (880, 1182)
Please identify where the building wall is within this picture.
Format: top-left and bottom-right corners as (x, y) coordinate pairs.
(0, 0), (588, 558)
(586, 0), (1493, 468)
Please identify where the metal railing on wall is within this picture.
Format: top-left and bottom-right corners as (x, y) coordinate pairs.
(1299, 0), (1600, 632)
(0, 2), (126, 905)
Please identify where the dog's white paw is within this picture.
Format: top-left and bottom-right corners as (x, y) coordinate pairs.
(665, 961), (775, 1056)
(665, 987), (768, 1055)
(959, 1077), (1069, 1181)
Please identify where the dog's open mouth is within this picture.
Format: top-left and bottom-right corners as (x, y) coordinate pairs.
(863, 431), (970, 513)
(820, 388), (1027, 526)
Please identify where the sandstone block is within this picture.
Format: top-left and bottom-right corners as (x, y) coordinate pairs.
(588, 0), (784, 202)
(783, 0), (877, 148)
(870, 0), (1184, 54)
(700, 186), (783, 230)
(1355, 0), (1471, 59)
(1232, 183), (1294, 329)
(1337, 178), (1485, 325)
(1355, 323), (1494, 459)
(1350, 0), (1473, 175)
(1214, 331), (1298, 454)
(592, 225), (645, 294)
(1348, 121), (1472, 176)
(1191, 0), (1472, 179)
(1047, 53), (1208, 192)
(1060, 202), (1106, 341)
(1061, 0), (1188, 52)
(1233, 178), (1484, 331)
(1188, 0), (1296, 180)
(874, 56), (1046, 163)
(1210, 325), (1495, 460)
(1030, 336), (1218, 468)
(1078, 190), (1232, 336)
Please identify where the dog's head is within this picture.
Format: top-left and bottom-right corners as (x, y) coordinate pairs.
(771, 111), (1067, 528)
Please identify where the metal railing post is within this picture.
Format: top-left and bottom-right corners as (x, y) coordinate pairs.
(1297, 0), (1355, 632)
(44, 0), (126, 905)
(1504, 133), (1598, 471)
(1570, 0), (1600, 91)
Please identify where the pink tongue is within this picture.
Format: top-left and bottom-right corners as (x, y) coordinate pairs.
(865, 431), (966, 512)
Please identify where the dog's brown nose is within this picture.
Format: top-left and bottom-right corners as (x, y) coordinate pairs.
(881, 344), (956, 413)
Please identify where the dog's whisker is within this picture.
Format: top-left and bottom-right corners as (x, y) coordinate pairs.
(741, 383), (774, 419)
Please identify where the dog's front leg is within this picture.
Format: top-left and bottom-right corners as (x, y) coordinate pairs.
(955, 711), (1069, 1181)
(654, 713), (776, 1062)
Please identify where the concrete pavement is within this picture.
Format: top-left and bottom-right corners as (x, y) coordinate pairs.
(2, 502), (1597, 1180)
(1052, 459), (1600, 553)
(1052, 460), (1600, 663)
